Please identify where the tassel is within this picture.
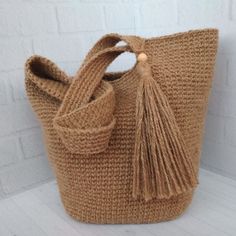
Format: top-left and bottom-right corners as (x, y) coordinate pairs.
(133, 53), (198, 201)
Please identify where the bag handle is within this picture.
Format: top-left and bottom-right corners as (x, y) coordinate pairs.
(82, 33), (144, 65)
(53, 34), (144, 155)
(57, 34), (144, 117)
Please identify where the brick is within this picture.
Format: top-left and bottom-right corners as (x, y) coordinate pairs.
(0, 187), (3, 199)
(17, 5), (57, 36)
(0, 39), (32, 71)
(178, 0), (223, 24)
(0, 107), (15, 137)
(201, 140), (236, 180)
(217, 24), (236, 54)
(228, 55), (236, 87)
(13, 101), (39, 131)
(0, 137), (18, 168)
(20, 129), (46, 159)
(0, 156), (53, 194)
(225, 118), (236, 147)
(33, 35), (89, 62)
(0, 4), (57, 36)
(0, 0), (24, 3)
(0, 101), (39, 137)
(24, 0), (73, 2)
(57, 4), (104, 32)
(47, 0), (75, 2)
(208, 89), (236, 117)
(2, 70), (26, 101)
(0, 6), (19, 36)
(80, 0), (122, 2)
(231, 0), (236, 20)
(138, 0), (177, 28)
(0, 78), (7, 105)
(104, 4), (136, 30)
(204, 114), (225, 142)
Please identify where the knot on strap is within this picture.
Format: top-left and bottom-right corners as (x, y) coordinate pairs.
(53, 80), (116, 155)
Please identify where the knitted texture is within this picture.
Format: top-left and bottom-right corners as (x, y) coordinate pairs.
(25, 29), (218, 224)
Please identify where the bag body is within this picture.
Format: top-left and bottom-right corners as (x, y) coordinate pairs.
(25, 29), (218, 224)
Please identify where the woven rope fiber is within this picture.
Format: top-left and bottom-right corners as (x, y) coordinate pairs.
(25, 29), (218, 224)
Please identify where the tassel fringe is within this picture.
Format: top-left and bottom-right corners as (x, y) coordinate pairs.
(133, 60), (198, 201)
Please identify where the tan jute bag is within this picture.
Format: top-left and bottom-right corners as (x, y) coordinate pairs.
(25, 29), (218, 224)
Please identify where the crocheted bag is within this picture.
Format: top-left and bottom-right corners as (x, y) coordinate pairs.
(25, 29), (218, 224)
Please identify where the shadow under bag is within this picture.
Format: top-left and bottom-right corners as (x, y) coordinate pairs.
(25, 29), (218, 224)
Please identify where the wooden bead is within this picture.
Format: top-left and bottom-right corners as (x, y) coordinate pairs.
(137, 53), (148, 62)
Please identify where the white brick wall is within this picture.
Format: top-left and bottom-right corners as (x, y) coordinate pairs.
(57, 4), (105, 32)
(0, 0), (236, 197)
